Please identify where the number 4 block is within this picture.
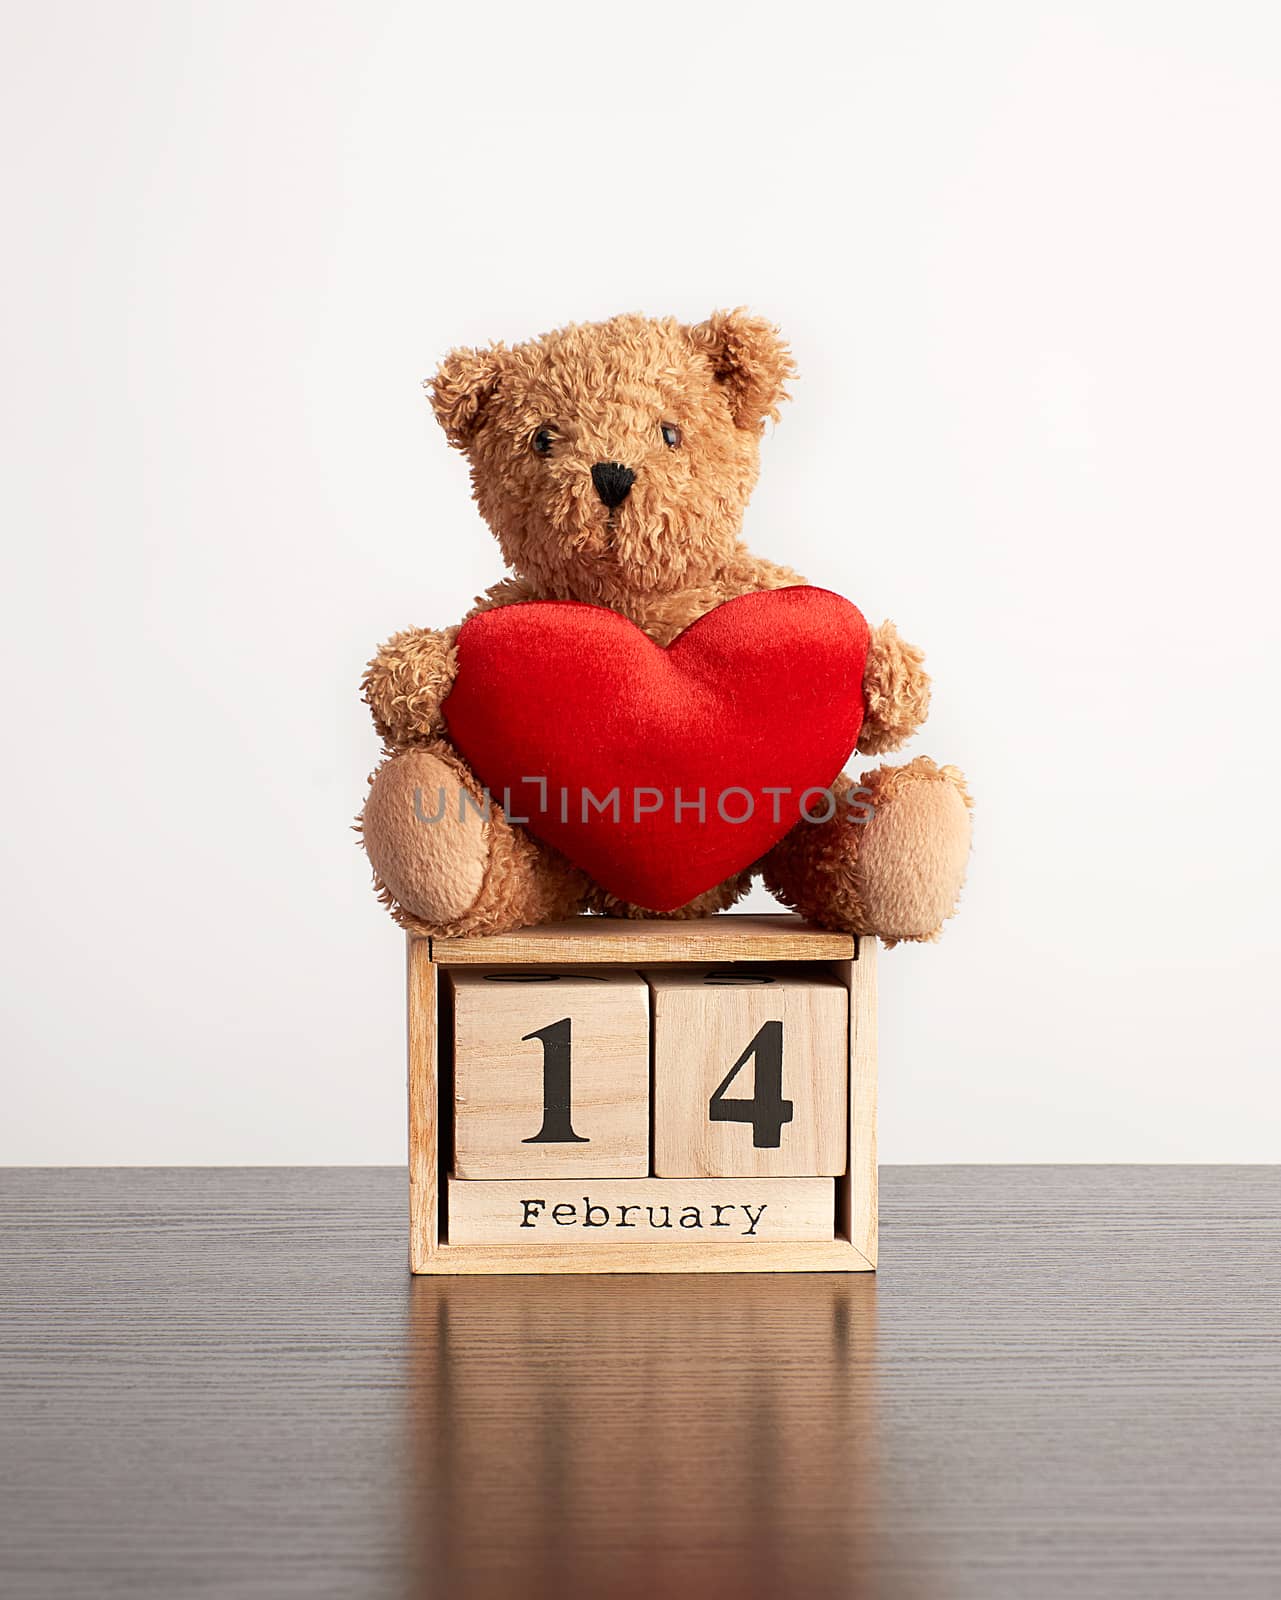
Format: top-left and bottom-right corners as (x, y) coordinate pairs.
(647, 967), (848, 1178)
(448, 968), (650, 1179)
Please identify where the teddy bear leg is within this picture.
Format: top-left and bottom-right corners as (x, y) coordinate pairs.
(762, 756), (972, 944)
(359, 746), (589, 938)
(588, 870), (755, 921)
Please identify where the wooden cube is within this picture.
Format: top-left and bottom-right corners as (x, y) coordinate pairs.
(448, 967), (649, 1179)
(648, 966), (848, 1178)
(407, 915), (877, 1275)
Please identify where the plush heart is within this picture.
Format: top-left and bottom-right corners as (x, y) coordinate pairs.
(441, 587), (869, 911)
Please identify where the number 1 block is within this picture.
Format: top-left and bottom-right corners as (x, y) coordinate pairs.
(448, 968), (649, 1179)
(647, 966), (848, 1178)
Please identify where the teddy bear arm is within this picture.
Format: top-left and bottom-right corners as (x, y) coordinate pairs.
(858, 620), (932, 754)
(464, 576), (542, 618)
(362, 624), (461, 745)
(719, 552), (808, 595)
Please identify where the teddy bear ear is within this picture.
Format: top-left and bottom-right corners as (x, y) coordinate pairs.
(689, 309), (797, 431)
(426, 343), (507, 449)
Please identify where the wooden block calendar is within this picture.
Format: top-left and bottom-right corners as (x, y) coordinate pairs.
(408, 913), (877, 1274)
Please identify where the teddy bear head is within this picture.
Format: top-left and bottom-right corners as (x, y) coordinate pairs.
(428, 310), (795, 599)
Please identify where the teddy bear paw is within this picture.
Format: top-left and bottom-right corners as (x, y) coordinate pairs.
(360, 749), (491, 930)
(853, 757), (972, 944)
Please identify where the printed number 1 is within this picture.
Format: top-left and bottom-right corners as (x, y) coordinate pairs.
(521, 1017), (588, 1145)
(708, 1020), (793, 1148)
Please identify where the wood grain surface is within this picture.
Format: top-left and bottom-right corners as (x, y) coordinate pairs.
(840, 942), (878, 1265)
(428, 912), (856, 965)
(407, 939), (438, 1271)
(1, 1166), (1278, 1599)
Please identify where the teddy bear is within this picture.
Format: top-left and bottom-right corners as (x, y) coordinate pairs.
(359, 310), (971, 944)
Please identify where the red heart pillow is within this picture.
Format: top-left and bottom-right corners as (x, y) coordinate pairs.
(442, 587), (869, 911)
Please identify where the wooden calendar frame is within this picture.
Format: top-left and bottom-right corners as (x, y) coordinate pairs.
(407, 913), (877, 1274)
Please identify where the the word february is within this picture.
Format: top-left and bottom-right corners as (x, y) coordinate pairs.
(444, 1177), (834, 1247)
(518, 1196), (768, 1237)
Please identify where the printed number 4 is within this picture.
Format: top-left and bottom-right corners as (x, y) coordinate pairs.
(708, 1020), (793, 1148)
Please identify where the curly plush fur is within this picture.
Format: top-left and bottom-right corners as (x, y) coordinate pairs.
(359, 310), (971, 942)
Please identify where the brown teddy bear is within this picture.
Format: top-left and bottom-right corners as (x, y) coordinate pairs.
(359, 310), (971, 943)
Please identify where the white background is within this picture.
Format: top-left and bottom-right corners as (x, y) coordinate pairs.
(3, 1), (1278, 1165)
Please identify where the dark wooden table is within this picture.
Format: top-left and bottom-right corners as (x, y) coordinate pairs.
(1, 1168), (1277, 1598)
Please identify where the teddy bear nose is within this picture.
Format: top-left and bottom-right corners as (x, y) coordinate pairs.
(591, 461), (635, 509)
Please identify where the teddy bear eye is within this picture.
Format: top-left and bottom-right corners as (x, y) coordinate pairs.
(532, 427), (555, 457)
(661, 422), (682, 448)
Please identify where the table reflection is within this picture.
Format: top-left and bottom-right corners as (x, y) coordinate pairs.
(401, 1272), (908, 1597)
